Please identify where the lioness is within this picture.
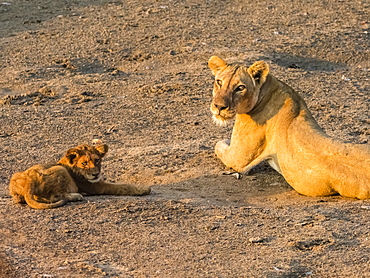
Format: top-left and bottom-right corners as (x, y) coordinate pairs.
(209, 56), (370, 199)
(9, 144), (151, 209)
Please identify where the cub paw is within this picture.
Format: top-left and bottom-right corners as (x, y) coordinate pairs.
(137, 185), (151, 195)
(12, 195), (24, 204)
(68, 193), (84, 202)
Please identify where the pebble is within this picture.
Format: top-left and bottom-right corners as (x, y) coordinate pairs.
(249, 237), (264, 243)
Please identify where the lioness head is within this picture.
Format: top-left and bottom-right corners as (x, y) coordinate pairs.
(59, 144), (109, 183)
(208, 56), (269, 125)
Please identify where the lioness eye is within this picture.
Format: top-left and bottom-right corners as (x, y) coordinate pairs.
(237, 85), (246, 91)
(216, 79), (222, 86)
(95, 159), (100, 164)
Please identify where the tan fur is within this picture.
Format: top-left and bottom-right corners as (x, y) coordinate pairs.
(209, 56), (370, 199)
(9, 144), (151, 209)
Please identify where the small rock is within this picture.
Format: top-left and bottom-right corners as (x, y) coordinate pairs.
(249, 237), (264, 243)
(92, 139), (103, 145)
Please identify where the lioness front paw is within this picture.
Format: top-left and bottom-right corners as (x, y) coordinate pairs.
(215, 139), (230, 156)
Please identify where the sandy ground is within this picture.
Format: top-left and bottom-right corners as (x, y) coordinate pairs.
(0, 0), (369, 277)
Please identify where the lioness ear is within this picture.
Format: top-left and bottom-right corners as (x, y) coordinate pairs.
(208, 56), (228, 75)
(247, 61), (269, 86)
(95, 144), (108, 157)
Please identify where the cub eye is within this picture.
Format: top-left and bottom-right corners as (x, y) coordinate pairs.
(236, 85), (246, 91)
(216, 79), (222, 86)
(81, 161), (88, 167)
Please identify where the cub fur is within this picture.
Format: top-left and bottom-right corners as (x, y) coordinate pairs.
(209, 55), (370, 199)
(9, 144), (151, 209)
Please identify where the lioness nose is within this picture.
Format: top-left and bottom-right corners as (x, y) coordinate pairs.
(214, 104), (228, 111)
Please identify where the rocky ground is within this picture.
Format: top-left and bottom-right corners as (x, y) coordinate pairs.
(0, 0), (369, 277)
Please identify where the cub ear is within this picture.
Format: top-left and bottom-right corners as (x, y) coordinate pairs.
(65, 149), (79, 165)
(95, 144), (108, 157)
(247, 61), (269, 86)
(208, 56), (228, 76)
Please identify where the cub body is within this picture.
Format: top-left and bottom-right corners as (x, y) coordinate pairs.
(9, 144), (151, 209)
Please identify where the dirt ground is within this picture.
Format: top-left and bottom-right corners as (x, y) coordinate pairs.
(0, 0), (369, 277)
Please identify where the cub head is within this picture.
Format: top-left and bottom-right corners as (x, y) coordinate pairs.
(208, 56), (269, 125)
(58, 144), (109, 183)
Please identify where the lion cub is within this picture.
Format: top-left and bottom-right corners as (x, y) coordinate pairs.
(9, 144), (151, 209)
